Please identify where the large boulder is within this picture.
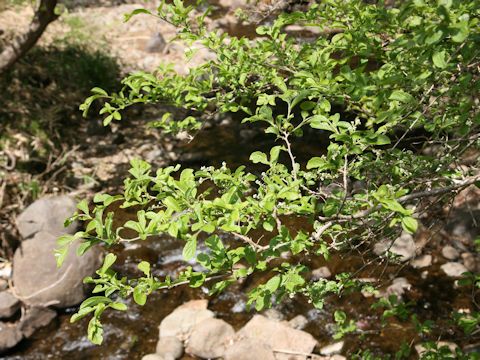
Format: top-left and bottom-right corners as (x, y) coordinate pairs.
(13, 231), (103, 308)
(237, 315), (317, 360)
(158, 307), (214, 341)
(225, 338), (275, 360)
(16, 195), (79, 239)
(156, 336), (183, 359)
(187, 318), (235, 359)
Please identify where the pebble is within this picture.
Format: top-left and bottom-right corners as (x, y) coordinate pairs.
(411, 254), (432, 268)
(440, 262), (468, 277)
(319, 340), (344, 355)
(441, 245), (459, 260)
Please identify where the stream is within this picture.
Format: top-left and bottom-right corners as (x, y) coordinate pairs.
(4, 118), (474, 360)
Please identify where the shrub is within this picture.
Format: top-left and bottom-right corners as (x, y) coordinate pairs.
(57, 0), (480, 357)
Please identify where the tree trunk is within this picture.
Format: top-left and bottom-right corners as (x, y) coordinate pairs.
(0, 0), (58, 75)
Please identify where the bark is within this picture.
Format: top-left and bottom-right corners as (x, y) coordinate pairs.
(0, 0), (58, 75)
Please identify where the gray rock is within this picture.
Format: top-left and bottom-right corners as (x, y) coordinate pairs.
(263, 308), (285, 322)
(385, 277), (411, 300)
(374, 232), (416, 262)
(0, 292), (20, 319)
(440, 262), (468, 277)
(238, 315), (317, 360)
(158, 307), (214, 341)
(289, 315), (308, 330)
(312, 266), (332, 280)
(18, 306), (57, 338)
(13, 231), (103, 308)
(442, 245), (459, 260)
(320, 340), (345, 355)
(145, 32), (166, 53)
(188, 318), (235, 359)
(156, 336), (183, 359)
(16, 196), (79, 239)
(224, 338), (275, 360)
(446, 208), (480, 241)
(0, 322), (23, 353)
(179, 152), (204, 163)
(411, 254), (432, 268)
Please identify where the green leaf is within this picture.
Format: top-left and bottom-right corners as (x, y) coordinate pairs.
(110, 302), (128, 311)
(99, 253), (116, 275)
(124, 8), (152, 22)
(57, 235), (73, 247)
(163, 196), (182, 212)
(138, 261), (150, 276)
(307, 157), (328, 170)
(182, 237), (197, 261)
(401, 216), (418, 234)
(265, 275), (281, 293)
(389, 90), (414, 103)
(54, 246), (69, 268)
(77, 199), (89, 215)
(133, 287), (147, 306)
(250, 151), (269, 165)
(432, 50), (447, 69)
(91, 87), (108, 96)
(80, 296), (112, 310)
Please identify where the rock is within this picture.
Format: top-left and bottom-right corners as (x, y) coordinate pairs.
(320, 341), (344, 355)
(145, 32), (166, 53)
(442, 245), (459, 260)
(179, 152), (204, 163)
(237, 315), (317, 360)
(0, 280), (8, 291)
(385, 277), (411, 300)
(188, 318), (235, 359)
(461, 252), (477, 272)
(158, 307), (214, 341)
(312, 266), (332, 280)
(374, 232), (416, 262)
(0, 292), (20, 318)
(218, 0), (245, 9)
(176, 299), (208, 311)
(411, 254), (432, 268)
(224, 338), (275, 360)
(142, 354), (168, 360)
(263, 308), (285, 322)
(440, 262), (468, 277)
(415, 341), (459, 357)
(445, 208), (480, 241)
(16, 195), (79, 239)
(156, 336), (183, 359)
(289, 315), (308, 330)
(0, 322), (23, 353)
(13, 231), (103, 308)
(18, 306), (57, 338)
